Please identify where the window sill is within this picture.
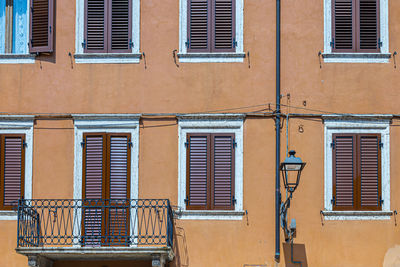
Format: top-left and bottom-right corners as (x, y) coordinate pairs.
(174, 210), (245, 220)
(0, 54), (36, 64)
(321, 210), (393, 220)
(177, 52), (245, 63)
(322, 53), (391, 63)
(0, 210), (17, 220)
(74, 53), (142, 64)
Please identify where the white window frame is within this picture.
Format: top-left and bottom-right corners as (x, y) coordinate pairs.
(0, 0), (35, 64)
(323, 0), (390, 63)
(177, 114), (245, 220)
(322, 115), (392, 220)
(73, 114), (140, 201)
(74, 0), (141, 64)
(0, 116), (34, 220)
(178, 0), (245, 63)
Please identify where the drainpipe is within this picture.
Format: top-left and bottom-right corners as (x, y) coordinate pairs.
(275, 0), (281, 262)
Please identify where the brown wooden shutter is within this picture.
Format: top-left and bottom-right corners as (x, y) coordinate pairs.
(0, 135), (25, 210)
(212, 0), (235, 52)
(82, 133), (106, 246)
(187, 0), (211, 52)
(186, 134), (210, 210)
(359, 134), (381, 210)
(29, 0), (54, 53)
(358, 0), (380, 52)
(211, 134), (235, 210)
(85, 0), (107, 53)
(332, 134), (356, 210)
(332, 0), (356, 52)
(109, 0), (132, 53)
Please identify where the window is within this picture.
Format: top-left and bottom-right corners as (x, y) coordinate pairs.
(75, 0), (141, 63)
(322, 116), (391, 220)
(323, 0), (390, 63)
(186, 133), (235, 210)
(0, 134), (25, 210)
(82, 133), (131, 246)
(178, 115), (244, 220)
(178, 0), (245, 63)
(0, 0), (54, 63)
(332, 134), (381, 211)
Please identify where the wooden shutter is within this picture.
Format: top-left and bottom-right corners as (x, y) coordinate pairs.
(29, 0), (54, 53)
(212, 0), (235, 52)
(359, 134), (381, 210)
(186, 134), (210, 210)
(358, 0), (379, 52)
(332, 0), (356, 52)
(109, 0), (132, 53)
(187, 0), (211, 52)
(332, 134), (356, 210)
(82, 133), (106, 246)
(107, 134), (130, 245)
(0, 135), (25, 210)
(85, 0), (107, 53)
(211, 134), (235, 210)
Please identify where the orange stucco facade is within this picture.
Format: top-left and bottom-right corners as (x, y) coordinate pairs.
(1, 0), (400, 267)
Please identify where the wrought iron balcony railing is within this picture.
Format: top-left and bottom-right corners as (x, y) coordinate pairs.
(17, 199), (174, 248)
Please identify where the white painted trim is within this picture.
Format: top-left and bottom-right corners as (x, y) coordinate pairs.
(0, 119), (34, 220)
(178, 116), (244, 220)
(321, 210), (392, 220)
(74, 53), (141, 64)
(178, 0), (244, 63)
(323, 0), (389, 63)
(75, 0), (140, 62)
(324, 119), (391, 220)
(0, 54), (35, 64)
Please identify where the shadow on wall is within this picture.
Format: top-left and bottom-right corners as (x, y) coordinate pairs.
(383, 245), (400, 267)
(170, 226), (189, 267)
(282, 243), (308, 267)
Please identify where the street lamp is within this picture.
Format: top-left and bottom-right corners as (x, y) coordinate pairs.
(279, 150), (306, 243)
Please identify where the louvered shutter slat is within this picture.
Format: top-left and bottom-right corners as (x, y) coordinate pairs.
(212, 135), (234, 209)
(333, 0), (354, 51)
(333, 135), (355, 208)
(109, 135), (129, 199)
(359, 0), (379, 51)
(110, 0), (132, 52)
(85, 0), (107, 52)
(187, 135), (209, 209)
(30, 0), (54, 53)
(3, 136), (24, 208)
(188, 0), (210, 52)
(213, 0), (235, 52)
(360, 135), (380, 208)
(84, 136), (104, 199)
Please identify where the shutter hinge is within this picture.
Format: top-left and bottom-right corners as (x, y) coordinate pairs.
(81, 140), (85, 148)
(331, 196), (336, 206)
(379, 197), (384, 206)
(129, 39), (134, 49)
(185, 39), (190, 48)
(184, 196), (189, 204)
(232, 196), (237, 205)
(379, 141), (383, 148)
(232, 38), (237, 48)
(49, 25), (52, 34)
(82, 39), (87, 49)
(185, 139), (189, 148)
(128, 139), (133, 148)
(232, 139), (237, 149)
(378, 38), (383, 48)
(330, 38), (335, 48)
(331, 140), (335, 149)
(22, 140), (27, 148)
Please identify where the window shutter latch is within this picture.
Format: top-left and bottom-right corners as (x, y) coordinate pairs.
(378, 38), (383, 48)
(184, 196), (189, 204)
(232, 38), (237, 48)
(379, 141), (383, 148)
(185, 139), (189, 148)
(49, 26), (52, 34)
(22, 140), (27, 148)
(185, 39), (190, 48)
(331, 140), (335, 149)
(379, 197), (384, 206)
(82, 39), (87, 49)
(129, 39), (134, 49)
(232, 139), (237, 149)
(232, 196), (237, 205)
(330, 38), (335, 48)
(331, 196), (336, 206)
(128, 138), (133, 148)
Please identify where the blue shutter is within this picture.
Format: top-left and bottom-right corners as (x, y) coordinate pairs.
(12, 0), (28, 54)
(0, 0), (5, 54)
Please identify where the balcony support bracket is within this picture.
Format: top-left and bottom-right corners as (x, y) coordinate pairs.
(152, 254), (167, 267)
(28, 256), (53, 267)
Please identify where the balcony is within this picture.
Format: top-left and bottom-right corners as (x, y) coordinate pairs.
(15, 199), (174, 267)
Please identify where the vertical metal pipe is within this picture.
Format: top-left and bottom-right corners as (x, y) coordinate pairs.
(275, 0), (281, 262)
